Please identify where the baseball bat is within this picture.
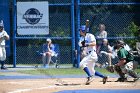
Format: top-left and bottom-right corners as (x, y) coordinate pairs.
(85, 19), (89, 32)
(85, 16), (96, 33)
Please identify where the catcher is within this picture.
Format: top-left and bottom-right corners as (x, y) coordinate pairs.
(107, 40), (139, 82)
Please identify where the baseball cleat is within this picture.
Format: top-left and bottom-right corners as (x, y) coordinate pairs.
(1, 66), (8, 70)
(103, 76), (108, 84)
(85, 75), (94, 85)
(116, 78), (127, 82)
(134, 77), (140, 82)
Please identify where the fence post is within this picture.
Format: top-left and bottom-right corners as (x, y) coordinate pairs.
(71, 0), (76, 67)
(13, 0), (17, 68)
(75, 0), (81, 68)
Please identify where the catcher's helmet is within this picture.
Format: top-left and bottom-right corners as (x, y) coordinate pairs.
(117, 40), (124, 46)
(114, 40), (125, 48)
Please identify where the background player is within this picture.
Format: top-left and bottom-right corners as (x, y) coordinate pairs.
(0, 20), (10, 70)
(79, 25), (108, 85)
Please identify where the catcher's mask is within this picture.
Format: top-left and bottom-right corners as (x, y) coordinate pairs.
(114, 40), (125, 49)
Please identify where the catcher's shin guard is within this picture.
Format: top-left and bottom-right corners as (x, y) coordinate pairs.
(106, 65), (115, 73)
(128, 70), (139, 78)
(114, 65), (126, 81)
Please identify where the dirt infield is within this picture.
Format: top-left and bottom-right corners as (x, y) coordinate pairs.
(0, 78), (139, 93)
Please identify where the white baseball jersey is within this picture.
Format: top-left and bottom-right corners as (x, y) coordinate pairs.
(79, 33), (98, 76)
(84, 33), (96, 53)
(0, 30), (9, 46)
(0, 30), (9, 61)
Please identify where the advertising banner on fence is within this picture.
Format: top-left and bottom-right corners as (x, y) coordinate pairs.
(17, 1), (49, 35)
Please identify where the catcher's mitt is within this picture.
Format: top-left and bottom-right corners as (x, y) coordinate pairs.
(106, 65), (115, 73)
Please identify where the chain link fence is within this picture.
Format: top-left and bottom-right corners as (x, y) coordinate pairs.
(79, 0), (140, 67)
(16, 39), (72, 66)
(14, 0), (73, 68)
(10, 0), (140, 68)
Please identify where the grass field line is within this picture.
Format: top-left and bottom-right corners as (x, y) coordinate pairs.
(8, 85), (56, 93)
(7, 83), (83, 93)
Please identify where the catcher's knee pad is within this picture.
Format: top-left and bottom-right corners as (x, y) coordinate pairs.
(106, 65), (115, 73)
(114, 65), (121, 72)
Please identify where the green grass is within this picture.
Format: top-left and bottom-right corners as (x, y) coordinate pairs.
(0, 66), (138, 76)
(18, 68), (85, 75)
(17, 67), (130, 75)
(17, 67), (140, 76)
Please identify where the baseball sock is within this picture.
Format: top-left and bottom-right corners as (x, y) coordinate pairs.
(95, 71), (104, 78)
(0, 61), (4, 68)
(83, 67), (92, 77)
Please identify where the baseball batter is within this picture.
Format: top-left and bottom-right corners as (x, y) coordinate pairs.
(0, 21), (9, 70)
(79, 25), (107, 85)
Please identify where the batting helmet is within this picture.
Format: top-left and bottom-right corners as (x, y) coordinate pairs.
(80, 25), (90, 33)
(0, 23), (3, 28)
(80, 25), (86, 32)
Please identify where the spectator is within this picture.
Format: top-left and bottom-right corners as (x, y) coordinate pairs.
(42, 38), (55, 68)
(97, 39), (113, 67)
(136, 42), (140, 56)
(96, 24), (107, 46)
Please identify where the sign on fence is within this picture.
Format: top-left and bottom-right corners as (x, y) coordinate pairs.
(17, 1), (49, 35)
